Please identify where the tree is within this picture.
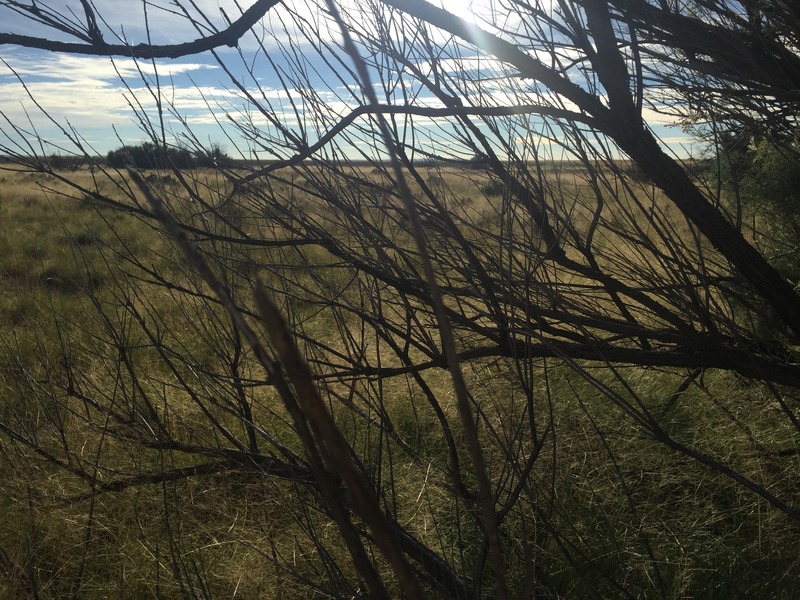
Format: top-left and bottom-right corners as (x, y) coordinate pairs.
(105, 142), (230, 169)
(0, 1), (799, 597)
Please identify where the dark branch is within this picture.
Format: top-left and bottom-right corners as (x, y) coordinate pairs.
(0, 0), (280, 57)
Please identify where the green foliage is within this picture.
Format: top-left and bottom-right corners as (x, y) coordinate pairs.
(1, 167), (800, 598)
(481, 179), (505, 197)
(716, 130), (800, 338)
(719, 130), (800, 218)
(46, 153), (85, 171)
(106, 141), (229, 170)
(748, 139), (800, 217)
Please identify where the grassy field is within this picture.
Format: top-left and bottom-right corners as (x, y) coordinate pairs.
(0, 164), (798, 598)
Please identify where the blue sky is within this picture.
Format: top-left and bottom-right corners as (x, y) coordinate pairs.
(0, 0), (699, 160)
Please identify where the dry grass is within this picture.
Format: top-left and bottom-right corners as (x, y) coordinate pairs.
(0, 164), (798, 598)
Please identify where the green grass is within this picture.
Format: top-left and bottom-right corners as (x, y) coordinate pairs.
(0, 166), (798, 598)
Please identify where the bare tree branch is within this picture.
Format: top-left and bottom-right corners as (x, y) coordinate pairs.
(0, 0), (280, 57)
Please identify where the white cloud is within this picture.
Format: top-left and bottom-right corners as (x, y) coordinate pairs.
(0, 51), (225, 130)
(0, 2), (696, 159)
(0, 52), (215, 82)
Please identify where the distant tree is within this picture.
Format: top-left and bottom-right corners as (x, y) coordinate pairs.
(106, 141), (230, 169)
(45, 153), (84, 171)
(200, 142), (230, 167)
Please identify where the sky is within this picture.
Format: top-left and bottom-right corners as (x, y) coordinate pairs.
(0, 0), (699, 161)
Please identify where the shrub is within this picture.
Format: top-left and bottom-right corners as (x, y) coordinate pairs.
(718, 130), (800, 217)
(105, 142), (229, 170)
(46, 154), (84, 171)
(481, 179), (505, 197)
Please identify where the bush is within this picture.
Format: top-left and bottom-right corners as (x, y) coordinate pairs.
(746, 139), (800, 216)
(105, 142), (229, 170)
(717, 130), (800, 339)
(194, 143), (229, 168)
(481, 179), (505, 197)
(46, 154), (84, 171)
(719, 130), (800, 217)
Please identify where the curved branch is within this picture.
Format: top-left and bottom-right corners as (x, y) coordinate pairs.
(320, 340), (800, 389)
(60, 456), (313, 505)
(379, 0), (609, 117)
(379, 0), (800, 338)
(608, 0), (800, 101)
(0, 0), (280, 57)
(236, 102), (597, 185)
